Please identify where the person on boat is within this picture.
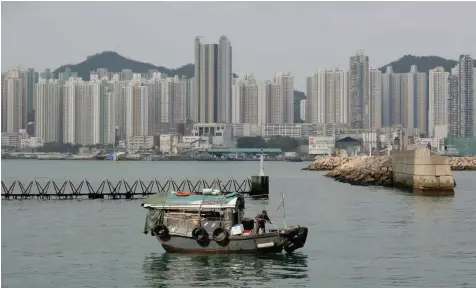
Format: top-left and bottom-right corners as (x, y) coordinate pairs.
(255, 210), (272, 234)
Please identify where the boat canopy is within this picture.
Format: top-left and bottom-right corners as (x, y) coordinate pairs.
(142, 192), (245, 210)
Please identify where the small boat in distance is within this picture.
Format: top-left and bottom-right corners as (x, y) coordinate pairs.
(141, 191), (308, 254)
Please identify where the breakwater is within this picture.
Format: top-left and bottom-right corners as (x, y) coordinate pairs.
(304, 156), (476, 171)
(303, 152), (475, 195)
(1, 178), (252, 200)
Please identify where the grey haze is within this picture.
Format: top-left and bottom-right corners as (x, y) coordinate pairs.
(2, 1), (476, 89)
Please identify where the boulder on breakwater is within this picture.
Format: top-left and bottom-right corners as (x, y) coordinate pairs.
(449, 157), (476, 171)
(301, 156), (355, 171)
(325, 156), (394, 187)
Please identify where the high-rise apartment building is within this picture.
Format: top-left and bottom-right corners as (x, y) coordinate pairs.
(2, 68), (24, 133)
(428, 67), (449, 137)
(62, 76), (114, 145)
(194, 37), (219, 123)
(300, 99), (307, 122)
(307, 68), (348, 124)
(458, 55), (474, 137)
(369, 67), (382, 128)
(407, 65), (428, 134)
(349, 49), (370, 129)
(24, 68), (39, 119)
(381, 66), (393, 127)
(257, 81), (272, 125)
(35, 78), (61, 143)
(125, 82), (149, 137)
(160, 76), (187, 125)
(448, 72), (460, 137)
(217, 35), (232, 123)
(274, 72), (294, 124)
(232, 74), (258, 124)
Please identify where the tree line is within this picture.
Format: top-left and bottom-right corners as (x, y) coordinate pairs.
(236, 136), (307, 152)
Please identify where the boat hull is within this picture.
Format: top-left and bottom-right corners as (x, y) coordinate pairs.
(157, 233), (285, 254)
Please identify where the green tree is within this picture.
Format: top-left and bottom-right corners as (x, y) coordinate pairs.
(236, 136), (268, 148)
(266, 136), (300, 152)
(36, 142), (82, 154)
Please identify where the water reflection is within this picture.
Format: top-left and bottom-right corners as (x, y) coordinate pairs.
(142, 252), (309, 288)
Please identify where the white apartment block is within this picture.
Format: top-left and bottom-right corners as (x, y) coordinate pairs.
(407, 65), (428, 134)
(428, 67), (449, 137)
(62, 77), (83, 144)
(257, 81), (272, 124)
(232, 74), (258, 124)
(2, 69), (24, 133)
(274, 72), (294, 124)
(308, 68), (348, 124)
(35, 79), (61, 143)
(217, 35), (233, 123)
(125, 82), (149, 137)
(369, 67), (382, 129)
(300, 99), (307, 122)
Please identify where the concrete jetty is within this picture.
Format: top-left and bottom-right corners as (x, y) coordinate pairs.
(391, 149), (454, 196)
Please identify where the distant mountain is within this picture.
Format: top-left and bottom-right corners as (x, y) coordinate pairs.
(378, 55), (476, 73)
(54, 51), (306, 122)
(54, 51), (194, 80)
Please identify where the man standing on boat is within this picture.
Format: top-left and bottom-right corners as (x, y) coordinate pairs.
(255, 210), (272, 234)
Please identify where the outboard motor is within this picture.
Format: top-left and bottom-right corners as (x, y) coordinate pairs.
(279, 226), (308, 253)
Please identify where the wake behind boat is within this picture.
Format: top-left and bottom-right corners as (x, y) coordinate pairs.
(142, 191), (308, 254)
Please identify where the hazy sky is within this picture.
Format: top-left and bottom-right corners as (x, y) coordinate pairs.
(2, 1), (475, 89)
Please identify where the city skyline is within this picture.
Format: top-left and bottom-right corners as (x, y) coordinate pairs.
(2, 2), (476, 90)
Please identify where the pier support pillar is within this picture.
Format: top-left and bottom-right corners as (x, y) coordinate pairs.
(250, 176), (269, 198)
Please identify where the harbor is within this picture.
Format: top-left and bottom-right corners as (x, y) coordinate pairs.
(2, 159), (475, 287)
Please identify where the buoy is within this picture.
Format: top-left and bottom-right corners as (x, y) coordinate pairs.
(174, 191), (191, 197)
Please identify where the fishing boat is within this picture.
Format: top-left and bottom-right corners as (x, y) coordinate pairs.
(141, 191), (308, 254)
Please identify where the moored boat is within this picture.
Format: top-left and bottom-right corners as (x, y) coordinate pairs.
(142, 191), (308, 254)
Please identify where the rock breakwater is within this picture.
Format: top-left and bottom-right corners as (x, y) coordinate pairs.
(325, 156), (394, 186)
(304, 156), (476, 171)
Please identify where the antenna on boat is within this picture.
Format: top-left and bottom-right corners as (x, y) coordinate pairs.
(282, 190), (287, 228)
(258, 148), (265, 176)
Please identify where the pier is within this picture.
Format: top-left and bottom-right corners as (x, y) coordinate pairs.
(1, 178), (253, 200)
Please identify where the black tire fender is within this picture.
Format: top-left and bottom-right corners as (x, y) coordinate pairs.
(192, 227), (209, 242)
(212, 227), (229, 244)
(154, 224), (170, 239)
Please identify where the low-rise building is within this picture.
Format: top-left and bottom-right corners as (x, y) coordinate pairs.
(192, 123), (234, 147)
(126, 135), (159, 153)
(20, 137), (44, 149)
(159, 134), (181, 154)
(1, 131), (29, 148)
(308, 136), (335, 155)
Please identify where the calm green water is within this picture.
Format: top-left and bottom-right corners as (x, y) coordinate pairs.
(2, 160), (476, 288)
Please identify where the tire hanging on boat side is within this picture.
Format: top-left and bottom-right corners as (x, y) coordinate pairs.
(154, 224), (170, 241)
(212, 227), (229, 246)
(192, 227), (209, 246)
